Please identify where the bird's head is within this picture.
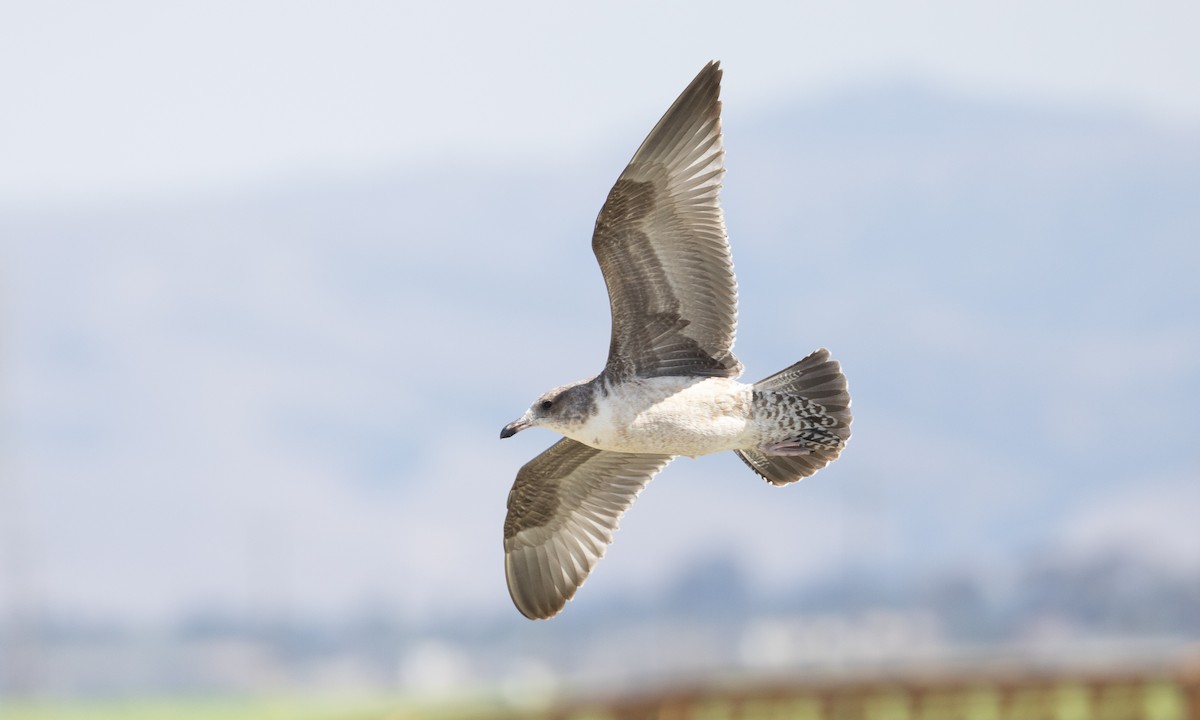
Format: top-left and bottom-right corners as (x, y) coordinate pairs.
(501, 379), (595, 439)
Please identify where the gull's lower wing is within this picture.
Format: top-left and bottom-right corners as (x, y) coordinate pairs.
(504, 438), (674, 619)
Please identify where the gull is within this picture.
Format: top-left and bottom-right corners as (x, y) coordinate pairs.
(500, 61), (852, 619)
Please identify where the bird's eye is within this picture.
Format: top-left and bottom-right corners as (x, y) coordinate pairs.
(540, 399), (553, 411)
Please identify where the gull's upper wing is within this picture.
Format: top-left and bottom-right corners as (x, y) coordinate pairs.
(593, 61), (741, 382)
(504, 438), (674, 619)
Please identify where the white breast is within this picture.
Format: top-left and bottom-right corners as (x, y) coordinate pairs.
(566, 376), (755, 457)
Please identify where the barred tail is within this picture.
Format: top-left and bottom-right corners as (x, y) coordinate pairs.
(735, 348), (852, 486)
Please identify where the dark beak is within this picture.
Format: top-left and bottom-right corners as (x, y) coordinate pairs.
(500, 417), (530, 439)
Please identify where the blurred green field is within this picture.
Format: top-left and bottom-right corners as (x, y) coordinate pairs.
(0, 674), (1194, 720)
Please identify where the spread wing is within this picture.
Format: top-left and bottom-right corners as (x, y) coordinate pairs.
(592, 61), (741, 382)
(504, 439), (674, 619)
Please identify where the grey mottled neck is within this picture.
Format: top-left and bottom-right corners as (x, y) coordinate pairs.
(553, 376), (603, 427)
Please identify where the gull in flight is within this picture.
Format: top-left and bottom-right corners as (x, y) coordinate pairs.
(500, 61), (852, 619)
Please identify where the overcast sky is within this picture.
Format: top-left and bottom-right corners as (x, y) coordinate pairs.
(3, 2), (1199, 627)
(2, 1), (1199, 207)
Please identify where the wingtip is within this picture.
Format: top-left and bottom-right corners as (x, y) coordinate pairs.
(676, 61), (722, 99)
(698, 60), (722, 86)
(505, 549), (570, 620)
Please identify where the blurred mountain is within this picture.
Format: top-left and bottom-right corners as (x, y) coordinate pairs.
(3, 548), (1197, 696)
(1, 80), (1197, 672)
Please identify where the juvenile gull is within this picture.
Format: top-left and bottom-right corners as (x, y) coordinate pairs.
(500, 61), (852, 620)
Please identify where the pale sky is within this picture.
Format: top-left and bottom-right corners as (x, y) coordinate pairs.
(3, 1), (1199, 627)
(2, 1), (1198, 207)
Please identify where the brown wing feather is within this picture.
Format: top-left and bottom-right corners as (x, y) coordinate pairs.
(593, 61), (741, 382)
(504, 438), (674, 619)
